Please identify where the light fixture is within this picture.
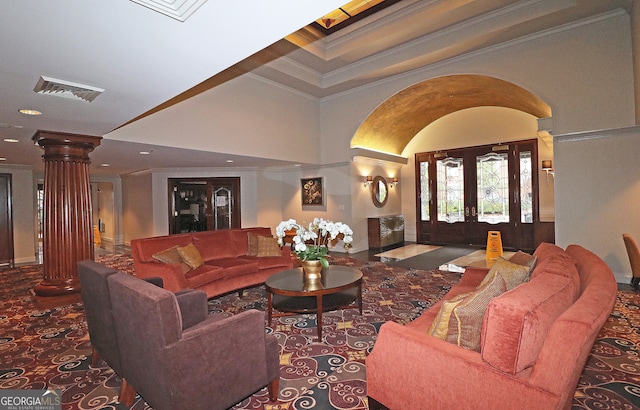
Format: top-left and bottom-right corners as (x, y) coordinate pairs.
(3, 138), (19, 143)
(226, 159), (234, 163)
(139, 151), (151, 155)
(542, 160), (554, 185)
(364, 176), (373, 188)
(389, 177), (399, 188)
(18, 109), (42, 116)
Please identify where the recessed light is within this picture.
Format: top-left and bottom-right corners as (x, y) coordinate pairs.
(101, 163), (110, 167)
(3, 138), (19, 143)
(139, 151), (150, 155)
(18, 109), (42, 116)
(226, 159), (234, 163)
(0, 157), (6, 161)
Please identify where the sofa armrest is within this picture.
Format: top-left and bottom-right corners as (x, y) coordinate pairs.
(175, 289), (208, 330)
(366, 321), (558, 409)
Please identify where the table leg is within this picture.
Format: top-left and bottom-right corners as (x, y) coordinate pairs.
(267, 291), (273, 326)
(357, 282), (363, 315)
(316, 295), (323, 341)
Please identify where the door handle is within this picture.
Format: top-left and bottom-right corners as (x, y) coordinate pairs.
(471, 206), (477, 217)
(465, 206), (470, 217)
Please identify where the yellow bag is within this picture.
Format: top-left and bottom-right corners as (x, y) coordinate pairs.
(486, 231), (503, 260)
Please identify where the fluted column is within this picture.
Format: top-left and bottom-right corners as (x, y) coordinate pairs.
(32, 130), (102, 296)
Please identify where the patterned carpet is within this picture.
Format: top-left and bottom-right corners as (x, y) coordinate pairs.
(0, 255), (639, 409)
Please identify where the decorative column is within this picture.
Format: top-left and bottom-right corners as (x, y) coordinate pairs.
(32, 130), (102, 296)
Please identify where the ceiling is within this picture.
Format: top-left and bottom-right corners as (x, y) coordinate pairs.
(0, 0), (633, 176)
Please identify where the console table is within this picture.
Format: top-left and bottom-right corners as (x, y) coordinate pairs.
(368, 215), (405, 249)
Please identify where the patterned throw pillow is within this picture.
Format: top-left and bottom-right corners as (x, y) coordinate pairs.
(152, 246), (191, 273)
(427, 292), (471, 339)
(247, 233), (282, 257)
(152, 245), (182, 264)
(509, 250), (538, 271)
(176, 243), (204, 270)
(446, 273), (506, 351)
(479, 257), (531, 291)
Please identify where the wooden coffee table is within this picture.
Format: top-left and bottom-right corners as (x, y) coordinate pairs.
(265, 265), (363, 340)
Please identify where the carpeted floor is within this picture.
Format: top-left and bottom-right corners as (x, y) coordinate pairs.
(1, 255), (639, 409)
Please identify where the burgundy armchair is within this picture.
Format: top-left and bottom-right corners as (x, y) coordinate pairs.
(107, 272), (280, 410)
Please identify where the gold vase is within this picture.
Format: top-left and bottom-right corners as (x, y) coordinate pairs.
(300, 260), (323, 280)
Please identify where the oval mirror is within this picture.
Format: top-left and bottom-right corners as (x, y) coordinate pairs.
(371, 176), (388, 208)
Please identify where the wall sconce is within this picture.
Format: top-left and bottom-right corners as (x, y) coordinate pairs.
(542, 160), (554, 185)
(389, 177), (399, 188)
(364, 176), (373, 188)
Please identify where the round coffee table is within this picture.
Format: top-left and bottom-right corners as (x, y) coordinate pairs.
(265, 265), (363, 340)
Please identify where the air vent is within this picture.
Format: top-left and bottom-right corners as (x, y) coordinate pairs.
(130, 0), (207, 22)
(33, 76), (105, 103)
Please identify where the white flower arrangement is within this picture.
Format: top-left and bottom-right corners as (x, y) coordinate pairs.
(276, 218), (353, 268)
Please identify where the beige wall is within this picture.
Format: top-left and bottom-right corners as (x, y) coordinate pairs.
(0, 166), (36, 264)
(122, 172), (154, 245)
(554, 126), (640, 283)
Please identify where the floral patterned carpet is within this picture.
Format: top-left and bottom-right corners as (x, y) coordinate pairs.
(0, 255), (639, 409)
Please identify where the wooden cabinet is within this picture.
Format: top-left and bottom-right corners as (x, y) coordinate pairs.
(368, 215), (405, 249)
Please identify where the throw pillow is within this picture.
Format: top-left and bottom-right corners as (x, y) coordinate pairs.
(427, 292), (470, 339)
(446, 273), (506, 351)
(152, 246), (191, 273)
(478, 257), (531, 291)
(177, 243), (204, 270)
(247, 233), (282, 257)
(509, 250), (538, 271)
(152, 245), (182, 264)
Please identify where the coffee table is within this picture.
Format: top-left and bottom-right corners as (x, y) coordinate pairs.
(265, 265), (363, 340)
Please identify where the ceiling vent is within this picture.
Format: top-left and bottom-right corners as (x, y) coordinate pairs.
(34, 76), (105, 103)
(130, 0), (207, 22)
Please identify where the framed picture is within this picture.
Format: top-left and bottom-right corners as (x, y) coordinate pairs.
(301, 177), (324, 206)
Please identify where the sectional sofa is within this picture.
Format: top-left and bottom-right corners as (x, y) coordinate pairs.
(366, 243), (618, 409)
(131, 227), (292, 298)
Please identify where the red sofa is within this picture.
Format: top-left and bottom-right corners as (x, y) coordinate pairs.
(131, 227), (292, 298)
(366, 243), (618, 409)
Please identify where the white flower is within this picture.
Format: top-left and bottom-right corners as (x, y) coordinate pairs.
(275, 217), (354, 262)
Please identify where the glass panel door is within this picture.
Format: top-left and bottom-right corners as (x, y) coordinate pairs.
(415, 139), (539, 250)
(476, 152), (509, 224)
(168, 177), (241, 233)
(437, 157), (464, 223)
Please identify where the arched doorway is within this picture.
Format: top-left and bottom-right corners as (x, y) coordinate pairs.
(351, 74), (553, 250)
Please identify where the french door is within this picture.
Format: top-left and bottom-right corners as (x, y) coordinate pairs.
(168, 177), (241, 234)
(416, 140), (538, 251)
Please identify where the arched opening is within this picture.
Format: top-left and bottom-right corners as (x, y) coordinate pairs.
(351, 74), (554, 251)
(350, 74), (551, 155)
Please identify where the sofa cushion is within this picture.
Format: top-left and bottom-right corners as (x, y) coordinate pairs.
(192, 230), (236, 261)
(232, 227), (273, 256)
(427, 292), (470, 339)
(530, 245), (581, 301)
(243, 255), (290, 270)
(133, 234), (192, 262)
(152, 245), (191, 274)
(184, 265), (226, 288)
(177, 243), (204, 270)
(247, 233), (282, 257)
(478, 257), (531, 291)
(446, 272), (506, 351)
(509, 250), (538, 270)
(480, 272), (578, 374)
(206, 258), (259, 279)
